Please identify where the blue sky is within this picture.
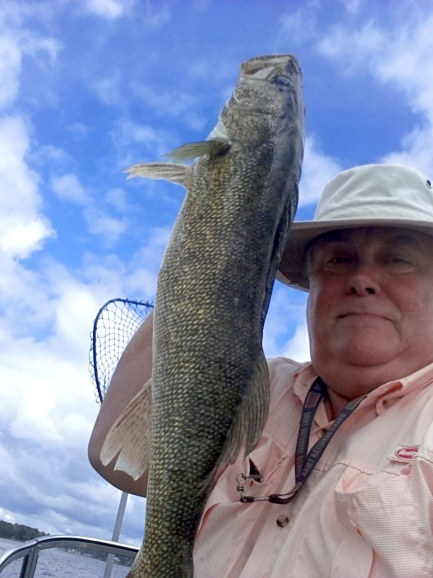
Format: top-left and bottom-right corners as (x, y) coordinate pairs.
(1, 0), (433, 547)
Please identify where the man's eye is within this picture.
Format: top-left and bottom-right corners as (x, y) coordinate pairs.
(385, 256), (411, 265)
(327, 256), (351, 265)
(383, 255), (416, 272)
(322, 256), (352, 271)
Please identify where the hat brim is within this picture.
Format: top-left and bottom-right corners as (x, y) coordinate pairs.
(277, 217), (433, 291)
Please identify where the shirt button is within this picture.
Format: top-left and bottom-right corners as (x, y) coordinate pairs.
(276, 515), (289, 528)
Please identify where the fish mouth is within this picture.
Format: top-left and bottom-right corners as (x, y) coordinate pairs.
(241, 54), (299, 78)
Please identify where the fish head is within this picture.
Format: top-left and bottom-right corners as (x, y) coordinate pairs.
(206, 54), (305, 173)
(217, 54), (304, 141)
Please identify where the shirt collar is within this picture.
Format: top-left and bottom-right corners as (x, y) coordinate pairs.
(363, 360), (433, 415)
(292, 360), (433, 418)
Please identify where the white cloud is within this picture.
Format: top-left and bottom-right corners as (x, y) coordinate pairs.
(316, 10), (433, 172)
(50, 279), (104, 360)
(0, 35), (21, 107)
(0, 255), (51, 335)
(83, 0), (128, 19)
(33, 144), (70, 165)
(279, 7), (318, 45)
(282, 319), (310, 362)
(0, 337), (93, 444)
(81, 0), (169, 28)
(23, 34), (60, 68)
(50, 174), (130, 245)
(0, 116), (55, 258)
(139, 1), (171, 29)
(0, 8), (60, 262)
(0, 4), (60, 108)
(0, 507), (16, 524)
(106, 187), (128, 213)
(129, 82), (207, 130)
(93, 73), (122, 107)
(1, 219), (53, 257)
(110, 119), (177, 171)
(0, 238), (156, 539)
(299, 136), (342, 207)
(51, 173), (88, 205)
(339, 0), (362, 15)
(126, 226), (171, 298)
(381, 127), (433, 177)
(317, 21), (385, 68)
(114, 119), (167, 153)
(264, 283), (309, 360)
(86, 210), (127, 243)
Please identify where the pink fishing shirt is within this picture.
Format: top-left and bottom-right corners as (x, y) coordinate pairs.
(194, 357), (433, 577)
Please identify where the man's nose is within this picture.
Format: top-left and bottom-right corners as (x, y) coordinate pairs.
(345, 266), (381, 296)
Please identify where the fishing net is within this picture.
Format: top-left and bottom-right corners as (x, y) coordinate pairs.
(89, 298), (154, 404)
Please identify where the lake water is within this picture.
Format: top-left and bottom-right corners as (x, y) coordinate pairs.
(0, 537), (133, 577)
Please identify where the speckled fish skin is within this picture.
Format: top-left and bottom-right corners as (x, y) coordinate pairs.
(128, 54), (304, 577)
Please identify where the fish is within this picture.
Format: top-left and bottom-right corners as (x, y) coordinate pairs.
(101, 54), (304, 577)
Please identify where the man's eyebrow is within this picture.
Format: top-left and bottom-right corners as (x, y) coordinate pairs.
(306, 230), (351, 250)
(310, 230), (428, 248)
(385, 233), (426, 248)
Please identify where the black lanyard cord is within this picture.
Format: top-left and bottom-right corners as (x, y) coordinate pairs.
(237, 377), (366, 505)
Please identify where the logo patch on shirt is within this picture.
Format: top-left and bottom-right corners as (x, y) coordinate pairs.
(387, 445), (419, 463)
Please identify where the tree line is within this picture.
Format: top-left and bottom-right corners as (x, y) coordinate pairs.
(0, 520), (47, 542)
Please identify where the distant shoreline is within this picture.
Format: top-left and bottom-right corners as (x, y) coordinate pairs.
(0, 520), (47, 543)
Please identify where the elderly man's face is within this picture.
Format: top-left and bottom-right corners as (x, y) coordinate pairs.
(307, 227), (433, 396)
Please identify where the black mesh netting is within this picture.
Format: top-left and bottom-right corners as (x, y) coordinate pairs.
(89, 298), (154, 404)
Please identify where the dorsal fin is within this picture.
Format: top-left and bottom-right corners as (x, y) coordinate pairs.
(125, 139), (230, 189)
(164, 139), (230, 162)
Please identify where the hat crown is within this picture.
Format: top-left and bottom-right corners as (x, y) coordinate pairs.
(314, 164), (433, 223)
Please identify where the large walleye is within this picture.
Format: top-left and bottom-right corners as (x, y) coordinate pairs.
(101, 54), (304, 577)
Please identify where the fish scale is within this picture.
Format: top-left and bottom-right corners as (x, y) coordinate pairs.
(101, 54), (304, 577)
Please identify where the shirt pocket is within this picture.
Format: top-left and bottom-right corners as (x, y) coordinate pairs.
(333, 472), (428, 577)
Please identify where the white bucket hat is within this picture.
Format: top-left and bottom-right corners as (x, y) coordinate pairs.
(278, 163), (433, 291)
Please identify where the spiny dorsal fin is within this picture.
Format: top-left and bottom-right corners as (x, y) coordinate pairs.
(100, 379), (152, 480)
(164, 139), (230, 162)
(125, 139), (230, 188)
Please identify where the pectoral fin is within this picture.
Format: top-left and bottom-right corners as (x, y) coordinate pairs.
(218, 352), (270, 466)
(125, 163), (191, 188)
(100, 379), (152, 480)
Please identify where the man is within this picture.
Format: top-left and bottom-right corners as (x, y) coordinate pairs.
(89, 164), (433, 577)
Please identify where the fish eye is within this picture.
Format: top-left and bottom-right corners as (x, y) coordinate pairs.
(272, 75), (291, 89)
